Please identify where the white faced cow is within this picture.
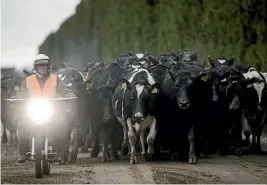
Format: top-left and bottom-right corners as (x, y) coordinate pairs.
(112, 68), (160, 164)
(242, 67), (267, 153)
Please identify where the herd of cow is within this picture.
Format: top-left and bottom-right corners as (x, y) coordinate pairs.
(1, 51), (267, 165)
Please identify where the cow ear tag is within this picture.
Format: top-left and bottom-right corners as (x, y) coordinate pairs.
(86, 82), (93, 90)
(201, 75), (208, 81)
(247, 84), (252, 88)
(152, 87), (158, 94)
(121, 82), (127, 89)
(221, 78), (227, 82)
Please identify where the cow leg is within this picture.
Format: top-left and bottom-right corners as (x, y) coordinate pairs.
(84, 134), (91, 152)
(139, 130), (147, 161)
(217, 126), (229, 156)
(12, 121), (19, 146)
(120, 120), (128, 156)
(242, 115), (251, 146)
(231, 121), (243, 156)
(127, 118), (138, 164)
(110, 128), (119, 160)
(256, 134), (263, 154)
(147, 118), (157, 160)
(6, 129), (14, 147)
(254, 124), (263, 154)
(101, 128), (111, 162)
(91, 135), (100, 158)
(1, 120), (8, 144)
(52, 134), (66, 165)
(250, 134), (256, 153)
(249, 122), (262, 154)
(68, 125), (80, 163)
(188, 126), (197, 164)
(91, 122), (100, 158)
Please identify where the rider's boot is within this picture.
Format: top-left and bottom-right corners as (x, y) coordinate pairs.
(17, 153), (27, 163)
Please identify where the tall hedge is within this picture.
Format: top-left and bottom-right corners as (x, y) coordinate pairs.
(38, 0), (267, 70)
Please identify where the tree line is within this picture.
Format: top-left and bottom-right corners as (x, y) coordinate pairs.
(38, 0), (266, 71)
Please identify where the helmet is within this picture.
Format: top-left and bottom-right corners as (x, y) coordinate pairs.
(33, 54), (50, 67)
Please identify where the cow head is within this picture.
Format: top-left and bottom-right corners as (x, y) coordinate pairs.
(208, 55), (235, 68)
(158, 56), (176, 68)
(168, 70), (208, 109)
(175, 51), (198, 63)
(243, 68), (267, 112)
(95, 77), (119, 122)
(209, 65), (262, 112)
(121, 70), (160, 122)
(115, 53), (135, 69)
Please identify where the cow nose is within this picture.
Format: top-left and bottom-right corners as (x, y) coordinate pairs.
(134, 112), (144, 121)
(212, 95), (219, 102)
(178, 100), (189, 109)
(258, 104), (263, 111)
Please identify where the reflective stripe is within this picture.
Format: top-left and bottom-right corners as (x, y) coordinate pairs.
(51, 74), (55, 97)
(27, 76), (33, 96)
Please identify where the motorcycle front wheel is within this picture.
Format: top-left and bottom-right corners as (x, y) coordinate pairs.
(35, 135), (43, 178)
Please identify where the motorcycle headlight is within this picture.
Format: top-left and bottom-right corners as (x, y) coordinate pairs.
(26, 99), (54, 124)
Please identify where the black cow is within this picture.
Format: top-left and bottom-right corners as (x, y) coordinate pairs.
(156, 61), (211, 164)
(1, 69), (27, 146)
(1, 77), (22, 146)
(207, 56), (261, 156)
(84, 55), (135, 162)
(112, 68), (160, 164)
(52, 67), (88, 164)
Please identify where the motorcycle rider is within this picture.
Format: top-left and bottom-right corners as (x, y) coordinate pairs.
(17, 54), (65, 163)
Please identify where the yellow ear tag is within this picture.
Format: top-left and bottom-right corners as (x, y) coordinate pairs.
(201, 75), (208, 81)
(152, 87), (158, 94)
(221, 78), (227, 82)
(247, 84), (252, 88)
(121, 82), (127, 89)
(86, 83), (92, 90)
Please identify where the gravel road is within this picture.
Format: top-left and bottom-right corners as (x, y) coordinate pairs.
(1, 144), (267, 184)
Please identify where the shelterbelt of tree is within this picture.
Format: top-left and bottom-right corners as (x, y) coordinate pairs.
(38, 0), (266, 71)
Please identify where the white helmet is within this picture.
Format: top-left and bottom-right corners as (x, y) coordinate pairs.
(33, 54), (50, 67)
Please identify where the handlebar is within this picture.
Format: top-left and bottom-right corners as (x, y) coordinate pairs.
(5, 97), (77, 102)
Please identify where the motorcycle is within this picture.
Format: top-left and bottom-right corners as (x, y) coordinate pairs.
(6, 96), (77, 178)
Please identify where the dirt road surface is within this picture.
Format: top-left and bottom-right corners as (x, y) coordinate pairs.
(1, 144), (267, 184)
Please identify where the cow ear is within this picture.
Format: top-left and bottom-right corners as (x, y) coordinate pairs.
(245, 77), (265, 86)
(225, 56), (235, 66)
(151, 83), (161, 94)
(121, 79), (131, 89)
(197, 72), (208, 82)
(191, 52), (198, 61)
(199, 60), (206, 68)
(208, 55), (217, 68)
(148, 55), (159, 66)
(168, 70), (177, 81)
(85, 80), (93, 90)
(221, 72), (231, 81)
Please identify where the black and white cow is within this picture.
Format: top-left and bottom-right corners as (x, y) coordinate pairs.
(241, 67), (267, 153)
(113, 68), (160, 164)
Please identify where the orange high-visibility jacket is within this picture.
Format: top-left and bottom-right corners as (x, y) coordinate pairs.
(25, 74), (58, 97)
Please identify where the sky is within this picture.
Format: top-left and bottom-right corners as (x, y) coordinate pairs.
(1, 0), (80, 69)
